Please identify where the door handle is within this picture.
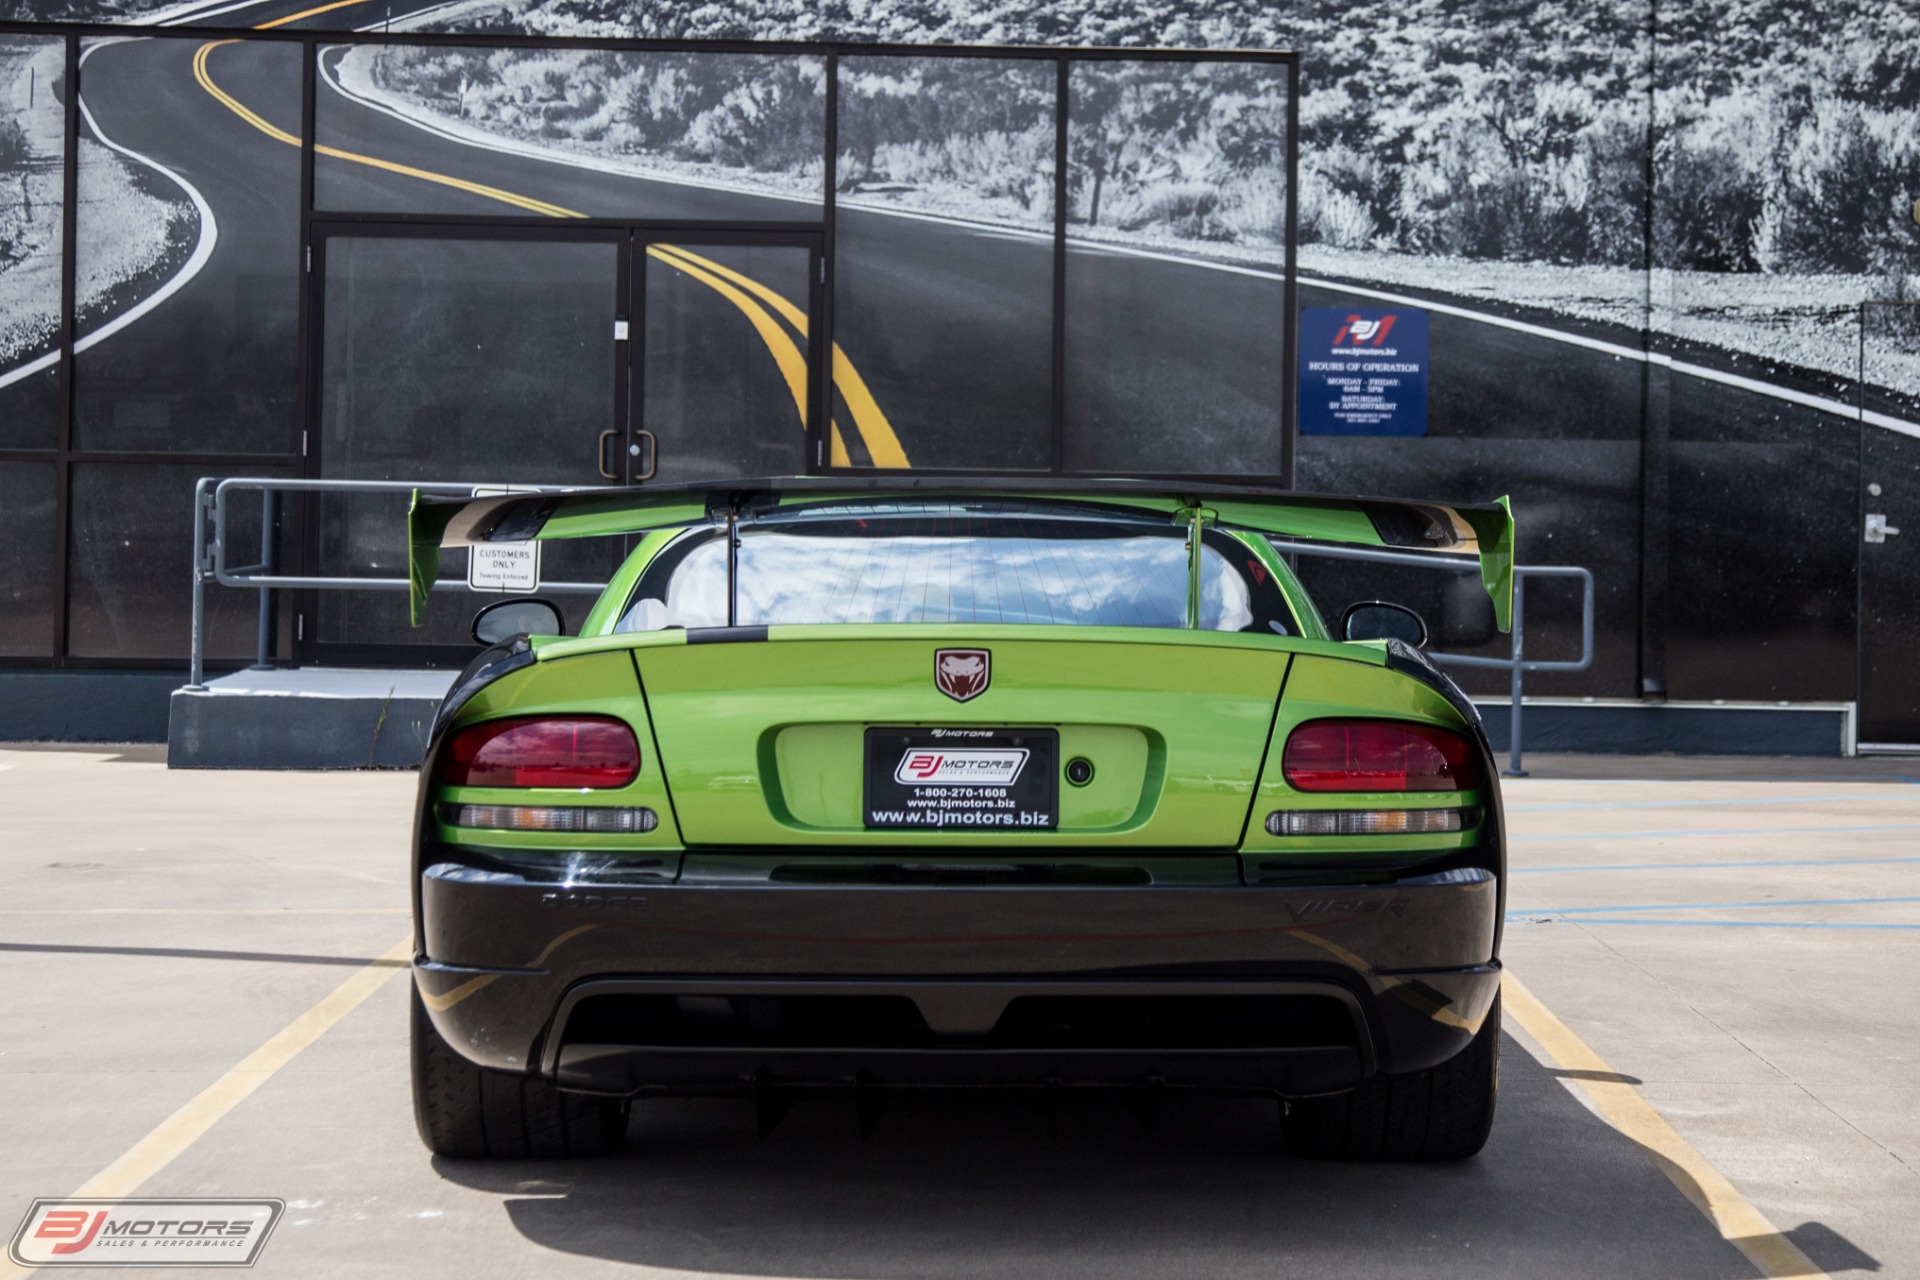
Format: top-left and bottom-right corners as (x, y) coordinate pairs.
(631, 429), (658, 483)
(1866, 513), (1901, 544)
(596, 429), (620, 480)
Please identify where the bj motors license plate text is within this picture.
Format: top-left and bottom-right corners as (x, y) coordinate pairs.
(864, 728), (1058, 829)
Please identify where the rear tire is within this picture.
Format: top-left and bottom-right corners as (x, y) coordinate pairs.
(1282, 990), (1499, 1162)
(411, 983), (628, 1158)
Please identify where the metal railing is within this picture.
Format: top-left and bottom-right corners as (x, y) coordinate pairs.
(187, 476), (606, 689)
(1271, 541), (1595, 776)
(188, 477), (1592, 776)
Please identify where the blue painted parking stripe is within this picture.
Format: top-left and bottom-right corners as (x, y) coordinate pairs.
(1510, 917), (1920, 931)
(1516, 894), (1920, 915)
(1512, 854), (1920, 873)
(1510, 822), (1920, 842)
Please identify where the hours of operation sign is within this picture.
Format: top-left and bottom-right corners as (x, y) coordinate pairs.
(1298, 306), (1430, 436)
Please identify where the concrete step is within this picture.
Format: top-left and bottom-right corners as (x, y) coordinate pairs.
(168, 668), (460, 769)
(162, 671), (1859, 770)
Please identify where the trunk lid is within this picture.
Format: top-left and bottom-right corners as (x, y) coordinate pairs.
(627, 626), (1291, 848)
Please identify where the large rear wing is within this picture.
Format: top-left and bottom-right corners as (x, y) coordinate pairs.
(408, 476), (1514, 631)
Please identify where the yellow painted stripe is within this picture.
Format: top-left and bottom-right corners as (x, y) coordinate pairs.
(194, 41), (583, 219)
(826, 343), (909, 468)
(647, 245), (812, 430)
(255, 0), (375, 28)
(1503, 971), (1829, 1280)
(648, 244), (848, 461)
(652, 243), (809, 332)
(654, 244), (909, 469)
(0, 937), (410, 1279)
(254, 0), (368, 27)
(193, 44), (888, 466)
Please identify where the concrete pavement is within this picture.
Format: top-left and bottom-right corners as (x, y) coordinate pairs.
(0, 745), (1911, 1277)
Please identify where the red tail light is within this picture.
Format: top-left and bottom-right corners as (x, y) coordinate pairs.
(1282, 719), (1481, 792)
(440, 717), (640, 789)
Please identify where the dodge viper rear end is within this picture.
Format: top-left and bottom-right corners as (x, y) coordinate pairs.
(405, 479), (1512, 1162)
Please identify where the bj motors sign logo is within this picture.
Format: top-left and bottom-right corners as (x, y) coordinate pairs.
(8, 1199), (282, 1267)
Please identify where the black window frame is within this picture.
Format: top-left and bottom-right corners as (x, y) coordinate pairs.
(0, 17), (1299, 669)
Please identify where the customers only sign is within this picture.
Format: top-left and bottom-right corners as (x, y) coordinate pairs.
(1298, 307), (1429, 436)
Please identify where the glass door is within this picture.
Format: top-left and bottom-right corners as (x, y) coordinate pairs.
(306, 225), (629, 662)
(636, 236), (822, 484)
(1858, 302), (1920, 747)
(300, 227), (825, 665)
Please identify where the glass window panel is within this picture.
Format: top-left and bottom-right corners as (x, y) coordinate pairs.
(833, 56), (1056, 470)
(315, 45), (823, 218)
(67, 463), (283, 660)
(1858, 303), (1920, 740)
(73, 37), (300, 453)
(0, 36), (65, 450)
(1065, 60), (1291, 473)
(316, 234), (622, 648)
(615, 508), (1290, 634)
(1666, 389), (1855, 703)
(0, 462), (58, 656)
(643, 241), (810, 484)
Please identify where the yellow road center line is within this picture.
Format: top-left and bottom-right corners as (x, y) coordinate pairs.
(647, 245), (813, 430)
(1503, 971), (1829, 1280)
(193, 43), (890, 465)
(195, 41), (582, 218)
(648, 244), (847, 461)
(0, 936), (411, 1280)
(254, 0), (375, 29)
(653, 243), (909, 468)
(827, 345), (909, 468)
(653, 243), (808, 331)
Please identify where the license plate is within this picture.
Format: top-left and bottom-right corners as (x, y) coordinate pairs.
(864, 728), (1058, 831)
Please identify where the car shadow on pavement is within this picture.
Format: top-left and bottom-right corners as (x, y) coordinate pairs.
(429, 1036), (1780, 1279)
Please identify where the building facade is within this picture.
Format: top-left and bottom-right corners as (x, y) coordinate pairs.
(1, 0), (1917, 746)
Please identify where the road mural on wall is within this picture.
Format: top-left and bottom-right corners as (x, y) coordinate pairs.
(3, 0), (1918, 701)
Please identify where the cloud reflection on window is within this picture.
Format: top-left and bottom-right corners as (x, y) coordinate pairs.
(615, 520), (1259, 633)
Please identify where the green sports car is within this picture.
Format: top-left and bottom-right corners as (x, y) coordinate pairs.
(404, 477), (1513, 1162)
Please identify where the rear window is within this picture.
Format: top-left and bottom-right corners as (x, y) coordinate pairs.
(614, 506), (1298, 635)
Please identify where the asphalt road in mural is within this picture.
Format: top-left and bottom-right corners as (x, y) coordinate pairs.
(62, 1), (1902, 466)
(41, 0), (1908, 702)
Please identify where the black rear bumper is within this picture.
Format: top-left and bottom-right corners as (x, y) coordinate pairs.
(415, 851), (1501, 1096)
